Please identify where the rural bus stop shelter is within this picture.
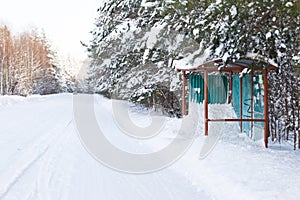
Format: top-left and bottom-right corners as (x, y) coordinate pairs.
(177, 57), (277, 148)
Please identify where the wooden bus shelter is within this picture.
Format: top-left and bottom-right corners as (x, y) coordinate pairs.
(177, 57), (277, 148)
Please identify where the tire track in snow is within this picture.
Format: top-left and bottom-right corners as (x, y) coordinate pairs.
(0, 146), (49, 199)
(0, 119), (73, 199)
(35, 119), (74, 200)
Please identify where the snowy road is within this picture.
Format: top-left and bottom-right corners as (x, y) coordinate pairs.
(1, 94), (300, 200)
(0, 94), (209, 200)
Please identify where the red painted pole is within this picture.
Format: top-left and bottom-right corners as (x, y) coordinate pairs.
(228, 72), (233, 104)
(250, 70), (254, 137)
(204, 70), (209, 136)
(240, 77), (243, 133)
(182, 71), (187, 116)
(264, 70), (269, 148)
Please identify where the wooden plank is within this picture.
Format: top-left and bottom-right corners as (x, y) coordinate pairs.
(250, 70), (254, 137)
(208, 119), (265, 122)
(182, 71), (187, 116)
(228, 72), (233, 103)
(240, 77), (243, 132)
(264, 69), (269, 148)
(204, 70), (209, 136)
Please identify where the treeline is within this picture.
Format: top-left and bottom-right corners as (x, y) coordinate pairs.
(0, 25), (74, 96)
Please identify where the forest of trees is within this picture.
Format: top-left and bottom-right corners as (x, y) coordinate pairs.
(0, 25), (74, 96)
(85, 0), (300, 148)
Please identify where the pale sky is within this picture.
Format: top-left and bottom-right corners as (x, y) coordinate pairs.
(0, 0), (101, 61)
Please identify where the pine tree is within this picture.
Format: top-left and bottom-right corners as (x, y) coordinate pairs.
(85, 0), (300, 123)
(85, 0), (201, 116)
(158, 0), (300, 146)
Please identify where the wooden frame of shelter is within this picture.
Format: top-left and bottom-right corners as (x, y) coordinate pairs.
(177, 57), (277, 148)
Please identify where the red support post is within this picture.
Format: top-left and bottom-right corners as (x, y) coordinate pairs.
(240, 77), (243, 133)
(182, 71), (187, 116)
(204, 70), (209, 136)
(208, 118), (265, 122)
(228, 71), (233, 104)
(250, 70), (254, 137)
(264, 69), (269, 148)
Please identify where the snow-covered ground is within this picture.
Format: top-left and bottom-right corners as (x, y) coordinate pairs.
(0, 94), (299, 200)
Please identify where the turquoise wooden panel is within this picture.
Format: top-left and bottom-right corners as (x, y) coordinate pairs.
(231, 74), (265, 136)
(253, 74), (264, 128)
(242, 75), (251, 136)
(189, 74), (228, 104)
(232, 75), (241, 118)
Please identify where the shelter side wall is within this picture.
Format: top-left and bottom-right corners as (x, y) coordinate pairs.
(232, 74), (265, 140)
(189, 74), (228, 104)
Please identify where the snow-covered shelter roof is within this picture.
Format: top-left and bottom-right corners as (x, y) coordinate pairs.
(176, 56), (277, 72)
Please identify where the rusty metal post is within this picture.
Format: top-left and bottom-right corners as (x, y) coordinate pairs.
(250, 70), (254, 137)
(182, 71), (187, 116)
(240, 76), (243, 133)
(264, 69), (269, 148)
(204, 70), (209, 136)
(228, 71), (233, 104)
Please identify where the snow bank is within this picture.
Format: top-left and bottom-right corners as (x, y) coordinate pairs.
(0, 95), (46, 107)
(149, 103), (300, 200)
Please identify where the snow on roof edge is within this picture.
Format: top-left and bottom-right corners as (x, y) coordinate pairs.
(245, 53), (278, 68)
(175, 52), (278, 71)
